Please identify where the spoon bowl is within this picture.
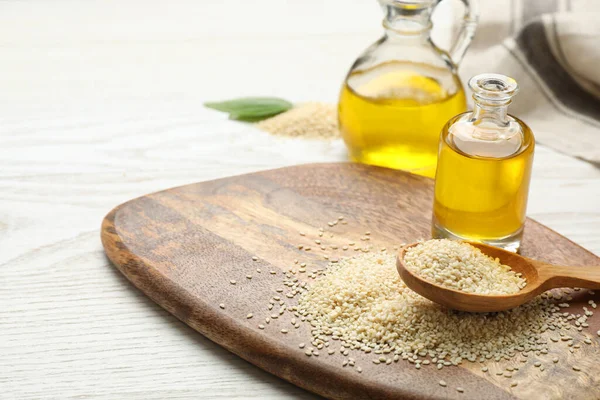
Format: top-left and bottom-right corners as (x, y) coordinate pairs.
(397, 241), (600, 313)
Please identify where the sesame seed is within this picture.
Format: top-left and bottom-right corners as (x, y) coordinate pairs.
(230, 280), (236, 285)
(252, 256), (258, 261)
(281, 329), (288, 334)
(573, 366), (581, 371)
(439, 380), (447, 387)
(219, 303), (225, 309)
(357, 367), (362, 373)
(403, 239), (526, 295)
(511, 382), (518, 388)
(292, 242), (592, 376)
(246, 275), (252, 279)
(258, 324), (265, 329)
(456, 387), (464, 393)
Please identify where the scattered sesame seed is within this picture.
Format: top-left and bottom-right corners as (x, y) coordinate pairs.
(219, 303), (225, 309)
(357, 367), (362, 373)
(246, 275), (252, 279)
(281, 329), (288, 334)
(456, 387), (464, 393)
(229, 280), (236, 285)
(511, 382), (518, 388)
(258, 324), (265, 330)
(439, 380), (447, 387)
(252, 256), (258, 261)
(573, 366), (581, 371)
(267, 234), (597, 378)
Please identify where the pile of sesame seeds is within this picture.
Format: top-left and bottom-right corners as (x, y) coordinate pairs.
(297, 252), (591, 366)
(221, 217), (598, 394)
(403, 239), (527, 295)
(255, 102), (339, 139)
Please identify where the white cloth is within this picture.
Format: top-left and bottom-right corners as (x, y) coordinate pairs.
(458, 1), (600, 164)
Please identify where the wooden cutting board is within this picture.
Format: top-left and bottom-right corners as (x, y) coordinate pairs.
(101, 163), (600, 400)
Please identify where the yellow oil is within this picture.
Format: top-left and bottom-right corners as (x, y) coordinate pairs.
(432, 115), (535, 242)
(338, 61), (466, 178)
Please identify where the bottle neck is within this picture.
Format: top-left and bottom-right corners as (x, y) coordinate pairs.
(471, 101), (510, 127)
(382, 4), (433, 37)
(465, 99), (521, 142)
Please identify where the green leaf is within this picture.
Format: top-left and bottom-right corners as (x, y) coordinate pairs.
(204, 97), (293, 121)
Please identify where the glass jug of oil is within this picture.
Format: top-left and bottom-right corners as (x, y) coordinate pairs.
(338, 0), (478, 177)
(432, 74), (535, 252)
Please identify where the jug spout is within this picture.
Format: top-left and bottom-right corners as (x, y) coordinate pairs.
(379, 0), (437, 34)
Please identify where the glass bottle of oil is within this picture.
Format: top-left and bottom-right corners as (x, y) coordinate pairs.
(432, 73), (535, 252)
(338, 0), (479, 178)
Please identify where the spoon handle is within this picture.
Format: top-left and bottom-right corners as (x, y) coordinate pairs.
(537, 263), (600, 289)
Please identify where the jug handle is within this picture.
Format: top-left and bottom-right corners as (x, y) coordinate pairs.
(445, 0), (479, 66)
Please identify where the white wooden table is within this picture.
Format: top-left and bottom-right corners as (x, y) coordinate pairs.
(1, 1), (598, 399)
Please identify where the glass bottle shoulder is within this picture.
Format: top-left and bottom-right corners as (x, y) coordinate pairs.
(442, 112), (535, 159)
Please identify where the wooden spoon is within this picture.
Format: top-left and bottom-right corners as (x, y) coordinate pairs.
(396, 241), (600, 313)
